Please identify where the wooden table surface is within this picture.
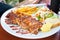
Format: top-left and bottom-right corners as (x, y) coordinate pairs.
(0, 24), (60, 40)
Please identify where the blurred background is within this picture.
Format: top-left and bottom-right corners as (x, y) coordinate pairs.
(0, 0), (51, 6)
(0, 0), (60, 14)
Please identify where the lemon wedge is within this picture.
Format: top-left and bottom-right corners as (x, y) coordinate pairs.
(41, 22), (53, 32)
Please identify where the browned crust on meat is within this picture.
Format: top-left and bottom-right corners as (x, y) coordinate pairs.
(6, 11), (42, 34)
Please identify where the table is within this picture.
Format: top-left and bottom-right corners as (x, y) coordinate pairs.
(0, 24), (60, 40)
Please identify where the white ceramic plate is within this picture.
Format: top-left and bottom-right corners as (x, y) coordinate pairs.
(1, 4), (60, 39)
